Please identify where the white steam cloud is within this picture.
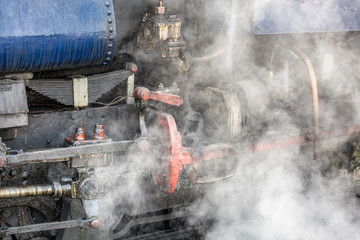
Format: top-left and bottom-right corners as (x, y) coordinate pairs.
(99, 1), (360, 239)
(187, 0), (360, 239)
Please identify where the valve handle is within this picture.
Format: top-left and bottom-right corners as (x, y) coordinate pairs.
(133, 87), (183, 107)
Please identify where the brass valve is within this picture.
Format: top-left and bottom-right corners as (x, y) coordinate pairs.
(155, 0), (165, 15)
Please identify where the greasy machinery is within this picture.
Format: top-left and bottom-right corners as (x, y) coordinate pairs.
(1, 0), (360, 239)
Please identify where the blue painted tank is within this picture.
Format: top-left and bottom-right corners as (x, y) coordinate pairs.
(0, 0), (116, 73)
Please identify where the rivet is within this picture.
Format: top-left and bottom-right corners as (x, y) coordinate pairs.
(103, 62), (108, 65)
(88, 168), (95, 176)
(109, 35), (114, 40)
(109, 27), (114, 33)
(108, 18), (112, 23)
(107, 51), (112, 55)
(106, 57), (111, 61)
(108, 43), (113, 48)
(107, 10), (111, 15)
(10, 169), (17, 176)
(2, 210), (11, 218)
(21, 171), (29, 179)
(105, 2), (110, 7)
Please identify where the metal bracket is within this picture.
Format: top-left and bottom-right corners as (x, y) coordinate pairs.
(72, 76), (89, 107)
(126, 74), (135, 104)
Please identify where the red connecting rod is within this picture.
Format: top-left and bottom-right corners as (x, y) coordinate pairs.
(133, 87), (183, 106)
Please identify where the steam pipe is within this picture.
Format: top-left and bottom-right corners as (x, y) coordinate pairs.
(290, 48), (320, 160)
(192, 47), (225, 63)
(0, 182), (71, 199)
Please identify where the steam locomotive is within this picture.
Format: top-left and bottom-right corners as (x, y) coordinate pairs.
(1, 0), (360, 239)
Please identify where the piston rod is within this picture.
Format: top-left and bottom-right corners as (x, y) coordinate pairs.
(0, 182), (71, 199)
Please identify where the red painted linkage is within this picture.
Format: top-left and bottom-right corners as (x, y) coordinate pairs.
(133, 87), (183, 107)
(153, 112), (360, 194)
(154, 113), (236, 193)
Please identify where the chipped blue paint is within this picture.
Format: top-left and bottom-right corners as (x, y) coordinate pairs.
(0, 0), (116, 73)
(253, 0), (360, 34)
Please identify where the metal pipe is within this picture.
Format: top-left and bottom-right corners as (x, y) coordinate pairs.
(0, 183), (71, 199)
(290, 48), (320, 160)
(192, 47), (225, 63)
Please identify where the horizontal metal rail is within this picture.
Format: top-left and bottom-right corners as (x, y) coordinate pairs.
(5, 140), (132, 165)
(0, 218), (93, 237)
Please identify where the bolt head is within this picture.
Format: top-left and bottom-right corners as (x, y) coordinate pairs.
(139, 140), (150, 151)
(10, 169), (17, 176)
(21, 171), (29, 179)
(91, 219), (101, 229)
(2, 209), (11, 218)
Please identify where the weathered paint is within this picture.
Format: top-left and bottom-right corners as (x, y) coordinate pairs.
(0, 0), (116, 72)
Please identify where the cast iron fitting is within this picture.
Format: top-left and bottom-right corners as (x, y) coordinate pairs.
(80, 179), (98, 200)
(124, 62), (138, 73)
(74, 127), (86, 141)
(93, 124), (105, 140)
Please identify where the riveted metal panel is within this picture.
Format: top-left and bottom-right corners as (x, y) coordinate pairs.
(0, 0), (116, 73)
